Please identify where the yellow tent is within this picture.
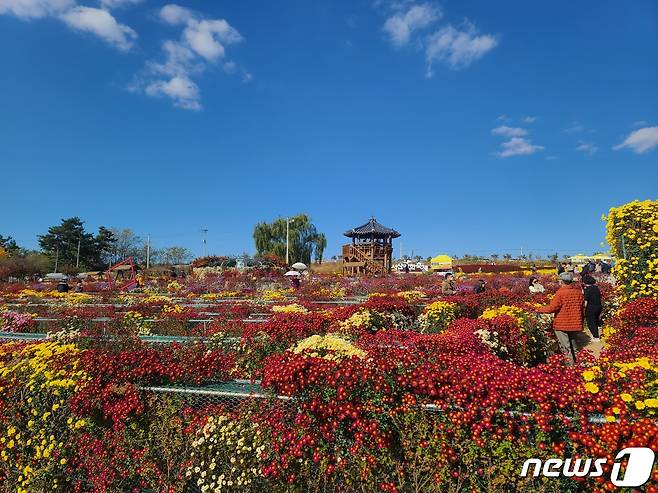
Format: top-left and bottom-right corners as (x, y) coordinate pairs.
(592, 253), (612, 261)
(431, 255), (453, 270)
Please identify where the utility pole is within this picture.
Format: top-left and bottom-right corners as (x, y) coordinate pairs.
(146, 235), (151, 270)
(54, 246), (59, 273)
(202, 228), (208, 257)
(76, 237), (81, 268)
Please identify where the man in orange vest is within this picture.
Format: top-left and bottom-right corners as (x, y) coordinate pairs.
(536, 272), (586, 364)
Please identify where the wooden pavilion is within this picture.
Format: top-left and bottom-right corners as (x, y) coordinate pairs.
(342, 218), (401, 276)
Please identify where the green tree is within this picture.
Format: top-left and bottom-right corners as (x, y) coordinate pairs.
(314, 234), (327, 264)
(38, 217), (96, 271)
(38, 218), (114, 271)
(96, 227), (117, 266)
(0, 235), (19, 254)
(253, 214), (326, 266)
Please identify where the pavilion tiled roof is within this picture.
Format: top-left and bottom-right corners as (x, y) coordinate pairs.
(344, 217), (401, 238)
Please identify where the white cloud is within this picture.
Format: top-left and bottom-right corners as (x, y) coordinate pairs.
(491, 125), (527, 137)
(522, 116), (536, 123)
(613, 126), (658, 154)
(496, 114), (510, 122)
(134, 4), (244, 110)
(59, 6), (136, 51)
(100, 0), (142, 9)
(145, 75), (200, 110)
(0, 0), (73, 19)
(160, 3), (192, 24)
(1, 0), (137, 52)
(184, 19), (242, 60)
(383, 2), (440, 47)
(425, 21), (497, 76)
(497, 137), (544, 158)
(576, 141), (598, 155)
(563, 122), (585, 133)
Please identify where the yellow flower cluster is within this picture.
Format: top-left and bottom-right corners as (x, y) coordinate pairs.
(162, 304), (183, 315)
(167, 280), (183, 292)
(123, 310), (151, 336)
(261, 289), (293, 301)
(292, 334), (366, 361)
(142, 293), (171, 304)
(313, 286), (346, 299)
(339, 310), (375, 333)
(605, 199), (658, 300)
(397, 290), (426, 303)
(420, 300), (457, 333)
(201, 291), (240, 300)
(271, 303), (308, 314)
(583, 358), (658, 417)
(0, 341), (87, 491)
(187, 414), (264, 492)
(16, 289), (93, 304)
(480, 305), (528, 326)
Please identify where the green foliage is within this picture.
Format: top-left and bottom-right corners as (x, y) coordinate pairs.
(0, 235), (19, 254)
(253, 214), (326, 265)
(38, 217), (115, 271)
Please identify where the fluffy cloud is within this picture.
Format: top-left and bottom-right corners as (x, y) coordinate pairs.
(134, 4), (244, 110)
(1, 0), (137, 51)
(497, 137), (544, 158)
(0, 0), (73, 18)
(159, 3), (192, 24)
(383, 2), (440, 46)
(59, 6), (136, 51)
(425, 21), (497, 76)
(576, 141), (598, 155)
(491, 125), (527, 137)
(522, 116), (537, 123)
(145, 75), (200, 110)
(613, 126), (658, 154)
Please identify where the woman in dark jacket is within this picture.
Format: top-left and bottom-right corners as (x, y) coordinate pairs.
(582, 275), (602, 341)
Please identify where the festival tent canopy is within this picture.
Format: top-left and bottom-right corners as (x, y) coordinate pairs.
(569, 254), (589, 263)
(592, 253), (613, 260)
(431, 255), (453, 270)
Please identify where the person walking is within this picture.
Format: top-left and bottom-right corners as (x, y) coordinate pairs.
(535, 272), (586, 364)
(582, 275), (602, 341)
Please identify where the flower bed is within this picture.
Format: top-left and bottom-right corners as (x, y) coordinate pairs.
(0, 268), (656, 492)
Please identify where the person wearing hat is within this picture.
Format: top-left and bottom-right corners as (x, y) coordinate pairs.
(535, 272), (587, 364)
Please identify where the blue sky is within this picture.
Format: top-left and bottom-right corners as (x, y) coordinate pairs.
(1, 0), (657, 259)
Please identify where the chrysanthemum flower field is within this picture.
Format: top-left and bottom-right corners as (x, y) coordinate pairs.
(0, 202), (656, 493)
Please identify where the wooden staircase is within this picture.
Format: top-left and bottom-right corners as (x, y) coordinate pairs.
(345, 245), (386, 276)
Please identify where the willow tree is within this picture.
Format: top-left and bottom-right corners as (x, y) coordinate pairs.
(253, 214), (326, 266)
